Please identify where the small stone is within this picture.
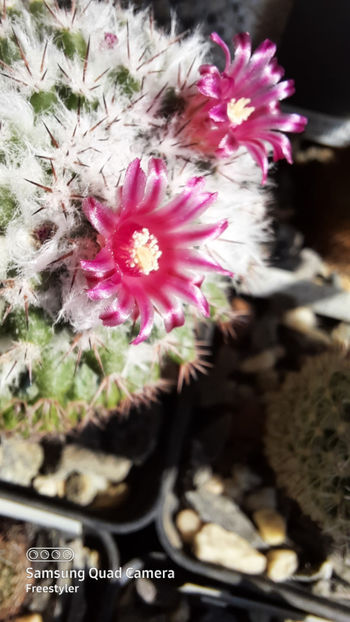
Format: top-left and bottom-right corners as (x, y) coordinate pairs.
(283, 306), (317, 331)
(194, 523), (266, 574)
(135, 578), (157, 604)
(193, 465), (213, 489)
(239, 347), (284, 374)
(0, 439), (44, 486)
(283, 307), (330, 344)
(245, 488), (277, 512)
(294, 559), (333, 583)
(59, 444), (132, 482)
(15, 616), (43, 622)
(33, 444), (132, 500)
(186, 490), (264, 548)
(65, 472), (107, 506)
(266, 549), (298, 582)
(33, 475), (65, 498)
(202, 475), (225, 495)
(253, 508), (286, 545)
(175, 509), (202, 543)
(91, 482), (129, 510)
(331, 322), (350, 347)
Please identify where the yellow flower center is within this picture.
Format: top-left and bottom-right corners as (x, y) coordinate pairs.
(227, 97), (255, 125)
(129, 228), (162, 275)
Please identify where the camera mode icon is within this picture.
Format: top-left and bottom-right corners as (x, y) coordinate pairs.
(26, 547), (74, 562)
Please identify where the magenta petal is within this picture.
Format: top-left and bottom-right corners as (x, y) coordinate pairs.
(121, 158), (146, 215)
(162, 303), (185, 332)
(200, 64), (220, 76)
(216, 132), (238, 157)
(245, 140), (269, 184)
(252, 80), (295, 108)
(150, 289), (185, 332)
(139, 158), (167, 214)
(100, 289), (133, 326)
(259, 131), (293, 163)
(246, 39), (277, 78)
(198, 73), (222, 99)
(83, 197), (117, 237)
(179, 250), (233, 276)
(168, 191), (218, 226)
(210, 32), (232, 72)
(154, 176), (206, 222)
(208, 103), (228, 123)
(168, 220), (228, 245)
(80, 248), (114, 278)
(229, 32), (251, 79)
(131, 292), (154, 345)
(87, 273), (121, 300)
(167, 274), (210, 316)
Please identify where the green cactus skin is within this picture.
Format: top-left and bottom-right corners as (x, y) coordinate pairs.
(265, 352), (350, 546)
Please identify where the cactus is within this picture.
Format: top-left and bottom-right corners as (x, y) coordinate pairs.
(265, 352), (350, 546)
(0, 523), (30, 620)
(0, 0), (304, 435)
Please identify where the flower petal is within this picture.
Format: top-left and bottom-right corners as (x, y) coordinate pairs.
(244, 139), (269, 184)
(228, 32), (251, 79)
(131, 291), (154, 344)
(149, 288), (185, 332)
(100, 288), (134, 326)
(80, 247), (114, 278)
(83, 197), (117, 237)
(121, 158), (146, 215)
(138, 158), (167, 214)
(211, 32), (232, 72)
(208, 103), (228, 123)
(216, 132), (238, 157)
(167, 273), (210, 316)
(167, 220), (228, 245)
(198, 72), (222, 99)
(178, 249), (233, 276)
(87, 272), (121, 300)
(154, 187), (217, 227)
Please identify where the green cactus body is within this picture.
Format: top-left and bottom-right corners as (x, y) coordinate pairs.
(265, 352), (350, 545)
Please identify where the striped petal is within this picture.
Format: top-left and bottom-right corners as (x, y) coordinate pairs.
(83, 197), (118, 237)
(121, 158), (146, 215)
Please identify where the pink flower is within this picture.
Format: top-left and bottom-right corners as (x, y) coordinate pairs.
(185, 32), (307, 183)
(80, 158), (231, 344)
(102, 32), (118, 49)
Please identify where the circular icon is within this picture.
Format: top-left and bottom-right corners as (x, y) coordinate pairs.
(40, 549), (50, 560)
(63, 549), (72, 560)
(28, 549), (39, 560)
(51, 549), (61, 560)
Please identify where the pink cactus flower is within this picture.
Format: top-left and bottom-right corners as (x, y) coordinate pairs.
(185, 32), (307, 183)
(103, 32), (118, 49)
(80, 158), (231, 344)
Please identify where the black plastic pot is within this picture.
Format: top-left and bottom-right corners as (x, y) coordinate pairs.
(0, 394), (175, 535)
(0, 488), (120, 622)
(156, 388), (350, 622)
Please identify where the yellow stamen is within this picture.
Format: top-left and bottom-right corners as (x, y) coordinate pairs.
(227, 97), (255, 125)
(129, 228), (161, 275)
